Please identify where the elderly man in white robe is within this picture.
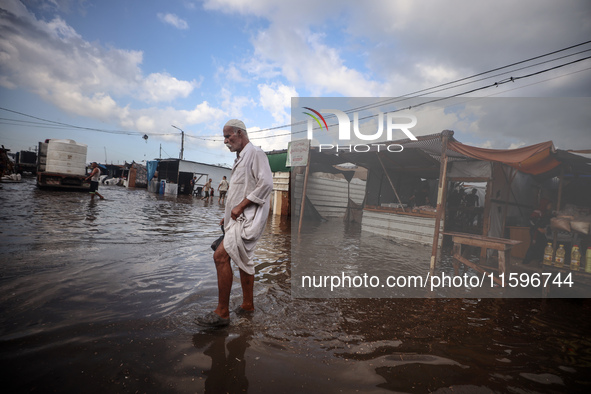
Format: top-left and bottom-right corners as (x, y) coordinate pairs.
(196, 119), (273, 327)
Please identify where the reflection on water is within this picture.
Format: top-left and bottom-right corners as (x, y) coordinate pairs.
(193, 328), (252, 393)
(1, 179), (590, 392)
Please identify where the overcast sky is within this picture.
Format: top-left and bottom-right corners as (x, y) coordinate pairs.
(1, 0), (590, 166)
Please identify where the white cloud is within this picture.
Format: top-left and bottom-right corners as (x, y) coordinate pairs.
(258, 82), (297, 124)
(248, 26), (380, 96)
(216, 63), (249, 83)
(415, 64), (461, 87)
(0, 2), (220, 136)
(479, 140), (494, 149)
(140, 72), (198, 103)
(219, 87), (256, 120)
(206, 0), (590, 150)
(157, 13), (189, 30)
(508, 142), (526, 150)
(245, 126), (292, 152)
(183, 101), (226, 124)
(206, 0), (591, 99)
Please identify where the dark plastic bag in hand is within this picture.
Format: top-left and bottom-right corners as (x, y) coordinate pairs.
(211, 225), (225, 251)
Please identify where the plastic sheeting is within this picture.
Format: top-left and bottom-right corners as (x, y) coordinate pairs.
(488, 165), (537, 239)
(448, 140), (560, 175)
(448, 161), (492, 179)
(147, 160), (158, 184)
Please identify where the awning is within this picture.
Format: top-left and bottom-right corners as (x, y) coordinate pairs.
(267, 151), (290, 172)
(302, 131), (591, 178)
(447, 140), (560, 175)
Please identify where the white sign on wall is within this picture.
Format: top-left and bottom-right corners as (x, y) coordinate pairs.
(287, 139), (310, 167)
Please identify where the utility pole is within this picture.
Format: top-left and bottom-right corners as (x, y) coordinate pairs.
(171, 125), (185, 160)
(180, 130), (184, 160)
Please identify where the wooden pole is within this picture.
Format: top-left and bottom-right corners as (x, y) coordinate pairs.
(430, 130), (452, 274)
(552, 166), (565, 252)
(500, 166), (517, 238)
(480, 177), (494, 262)
(345, 179), (351, 222)
(297, 144), (311, 235)
(376, 152), (406, 212)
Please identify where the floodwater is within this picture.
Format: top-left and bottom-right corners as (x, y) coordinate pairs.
(1, 178), (590, 393)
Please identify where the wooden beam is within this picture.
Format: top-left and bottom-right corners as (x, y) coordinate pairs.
(480, 177), (494, 262)
(364, 205), (437, 218)
(552, 166), (565, 252)
(500, 166), (517, 238)
(454, 254), (503, 286)
(297, 144), (311, 235)
(380, 166), (440, 174)
(447, 177), (491, 182)
(430, 130), (451, 274)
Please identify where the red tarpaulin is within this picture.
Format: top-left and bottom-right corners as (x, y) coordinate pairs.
(448, 140), (561, 175)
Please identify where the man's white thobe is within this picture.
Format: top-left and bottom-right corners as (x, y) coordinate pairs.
(223, 142), (273, 275)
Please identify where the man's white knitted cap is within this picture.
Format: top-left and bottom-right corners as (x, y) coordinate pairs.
(224, 119), (246, 131)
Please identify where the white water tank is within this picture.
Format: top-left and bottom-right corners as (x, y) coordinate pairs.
(45, 139), (88, 175)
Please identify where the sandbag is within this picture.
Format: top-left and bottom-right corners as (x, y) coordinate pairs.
(571, 215), (591, 235)
(571, 221), (590, 235)
(550, 217), (571, 232)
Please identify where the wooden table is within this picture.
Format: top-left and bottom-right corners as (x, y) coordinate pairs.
(442, 231), (522, 286)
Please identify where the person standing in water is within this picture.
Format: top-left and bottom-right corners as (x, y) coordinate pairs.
(195, 119), (273, 327)
(85, 162), (105, 200)
(218, 176), (229, 204)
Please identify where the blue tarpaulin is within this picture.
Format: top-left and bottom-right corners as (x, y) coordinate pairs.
(147, 160), (158, 183)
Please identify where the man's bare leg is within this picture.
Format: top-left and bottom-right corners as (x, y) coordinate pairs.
(238, 268), (254, 311)
(213, 241), (232, 319)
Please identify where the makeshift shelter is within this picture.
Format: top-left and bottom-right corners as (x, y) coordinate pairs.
(155, 159), (231, 195)
(305, 130), (591, 274)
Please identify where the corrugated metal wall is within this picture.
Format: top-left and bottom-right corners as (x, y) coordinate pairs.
(294, 172), (366, 218)
(361, 210), (442, 245)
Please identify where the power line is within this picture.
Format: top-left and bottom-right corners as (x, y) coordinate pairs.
(240, 40), (591, 137)
(2, 41), (590, 144)
(345, 40), (591, 114)
(0, 107), (176, 137)
(247, 55), (591, 140)
(343, 48), (591, 116)
(477, 66), (591, 97)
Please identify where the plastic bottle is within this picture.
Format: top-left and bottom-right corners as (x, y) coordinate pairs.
(570, 245), (581, 271)
(554, 244), (566, 268)
(585, 247), (591, 273)
(543, 243), (554, 266)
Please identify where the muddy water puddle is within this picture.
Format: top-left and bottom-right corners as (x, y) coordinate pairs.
(1, 179), (590, 393)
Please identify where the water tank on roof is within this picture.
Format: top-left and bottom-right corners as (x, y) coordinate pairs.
(45, 139), (88, 175)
